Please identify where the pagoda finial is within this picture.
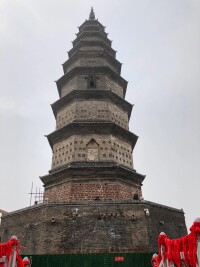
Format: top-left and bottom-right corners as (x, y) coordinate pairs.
(89, 7), (95, 20)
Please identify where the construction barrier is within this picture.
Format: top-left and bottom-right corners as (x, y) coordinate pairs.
(22, 253), (152, 267)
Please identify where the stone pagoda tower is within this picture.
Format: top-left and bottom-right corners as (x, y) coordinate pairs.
(1, 8), (187, 255)
(41, 7), (144, 205)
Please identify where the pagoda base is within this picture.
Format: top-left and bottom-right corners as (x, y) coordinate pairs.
(1, 200), (187, 254)
(41, 162), (145, 202)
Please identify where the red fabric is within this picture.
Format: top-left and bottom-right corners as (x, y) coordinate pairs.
(151, 256), (159, 267)
(0, 242), (12, 259)
(9, 238), (25, 249)
(23, 259), (30, 266)
(16, 252), (24, 267)
(157, 233), (167, 265)
(155, 221), (200, 267)
(0, 237), (25, 267)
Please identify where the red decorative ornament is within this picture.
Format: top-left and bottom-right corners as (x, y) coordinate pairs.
(151, 253), (159, 267)
(153, 219), (200, 267)
(22, 257), (30, 266)
(0, 236), (27, 267)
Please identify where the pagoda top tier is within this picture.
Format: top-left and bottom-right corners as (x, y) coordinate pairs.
(78, 8), (105, 33)
(89, 7), (95, 20)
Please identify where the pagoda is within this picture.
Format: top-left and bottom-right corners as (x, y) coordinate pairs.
(0, 8), (187, 254)
(42, 7), (144, 205)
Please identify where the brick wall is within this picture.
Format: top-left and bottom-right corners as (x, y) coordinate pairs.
(60, 75), (124, 98)
(44, 180), (141, 202)
(56, 100), (129, 130)
(105, 76), (124, 98)
(0, 202), (187, 254)
(61, 77), (78, 97)
(51, 135), (133, 170)
(80, 45), (104, 54)
(65, 54), (119, 74)
(56, 102), (76, 129)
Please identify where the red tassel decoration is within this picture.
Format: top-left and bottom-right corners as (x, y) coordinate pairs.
(154, 219), (200, 267)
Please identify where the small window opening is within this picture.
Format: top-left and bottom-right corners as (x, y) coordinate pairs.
(90, 80), (95, 88)
(85, 75), (98, 89)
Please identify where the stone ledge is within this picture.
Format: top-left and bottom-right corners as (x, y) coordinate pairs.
(51, 89), (132, 119)
(2, 199), (184, 218)
(46, 121), (138, 150)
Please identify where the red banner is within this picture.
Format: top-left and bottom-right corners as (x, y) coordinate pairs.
(114, 256), (124, 262)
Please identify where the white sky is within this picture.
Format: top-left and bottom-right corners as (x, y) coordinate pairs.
(0, 0), (199, 230)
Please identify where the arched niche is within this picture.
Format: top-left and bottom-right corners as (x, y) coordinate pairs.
(86, 138), (99, 161)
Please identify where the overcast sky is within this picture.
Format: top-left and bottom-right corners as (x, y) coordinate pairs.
(0, 0), (199, 230)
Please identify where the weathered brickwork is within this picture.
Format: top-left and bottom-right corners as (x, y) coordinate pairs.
(73, 31), (110, 46)
(51, 135), (74, 169)
(56, 102), (76, 129)
(60, 75), (124, 98)
(81, 36), (104, 42)
(110, 136), (133, 168)
(78, 25), (104, 35)
(109, 102), (129, 129)
(0, 202), (187, 254)
(56, 100), (129, 130)
(69, 43), (115, 58)
(73, 31), (109, 45)
(105, 76), (124, 98)
(65, 54), (119, 74)
(44, 180), (141, 202)
(79, 45), (103, 52)
(51, 135), (133, 170)
(60, 77), (78, 97)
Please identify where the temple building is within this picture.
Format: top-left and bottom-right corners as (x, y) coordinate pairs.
(0, 8), (187, 254)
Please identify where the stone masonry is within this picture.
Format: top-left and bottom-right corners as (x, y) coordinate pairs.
(1, 201), (186, 254)
(41, 8), (142, 203)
